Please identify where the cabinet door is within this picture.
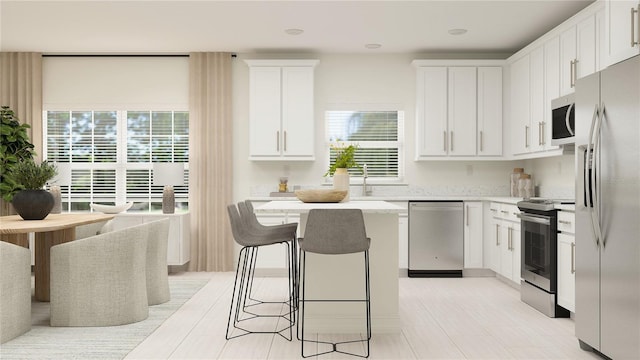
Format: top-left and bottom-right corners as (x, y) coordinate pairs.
(510, 222), (521, 284)
(477, 67), (502, 156)
(489, 217), (501, 273)
(510, 55), (531, 155)
(560, 26), (577, 95)
(577, 14), (597, 79)
(500, 221), (513, 280)
(417, 67), (448, 156)
(544, 37), (561, 151)
(529, 46), (545, 153)
(463, 202), (483, 268)
(281, 67), (315, 158)
(606, 0), (640, 66)
(557, 233), (576, 312)
(596, 7), (607, 71)
(249, 67), (282, 158)
(448, 67), (477, 156)
(398, 215), (409, 269)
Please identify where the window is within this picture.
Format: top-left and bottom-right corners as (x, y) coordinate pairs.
(44, 110), (188, 211)
(326, 110), (403, 180)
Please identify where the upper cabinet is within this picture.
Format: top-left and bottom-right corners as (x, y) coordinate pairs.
(507, 1), (604, 158)
(413, 60), (503, 160)
(606, 0), (640, 66)
(245, 59), (319, 161)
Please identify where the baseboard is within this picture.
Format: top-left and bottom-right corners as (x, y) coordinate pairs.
(495, 273), (521, 290)
(462, 268), (496, 277)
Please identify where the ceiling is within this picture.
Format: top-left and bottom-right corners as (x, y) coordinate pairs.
(0, 0), (594, 55)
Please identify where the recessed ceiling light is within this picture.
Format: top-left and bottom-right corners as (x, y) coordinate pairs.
(448, 28), (468, 36)
(365, 43), (382, 49)
(285, 28), (304, 36)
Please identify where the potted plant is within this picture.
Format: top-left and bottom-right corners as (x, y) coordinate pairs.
(10, 159), (57, 220)
(325, 143), (360, 202)
(0, 106), (36, 215)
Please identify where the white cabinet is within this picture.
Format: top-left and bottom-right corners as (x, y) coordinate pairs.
(559, 15), (597, 96)
(112, 212), (190, 266)
(510, 55), (531, 155)
(486, 202), (521, 285)
(477, 67), (503, 156)
(245, 59), (319, 161)
(543, 37), (561, 151)
(414, 60), (503, 159)
(463, 201), (483, 269)
(529, 46), (545, 153)
(557, 210), (576, 312)
(560, 25), (577, 95)
(606, 0), (640, 66)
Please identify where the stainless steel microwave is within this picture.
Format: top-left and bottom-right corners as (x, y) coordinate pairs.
(551, 94), (575, 145)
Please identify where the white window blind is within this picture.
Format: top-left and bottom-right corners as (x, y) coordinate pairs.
(44, 110), (188, 211)
(326, 110), (403, 179)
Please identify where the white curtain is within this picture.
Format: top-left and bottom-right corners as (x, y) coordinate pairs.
(0, 52), (43, 217)
(188, 53), (234, 271)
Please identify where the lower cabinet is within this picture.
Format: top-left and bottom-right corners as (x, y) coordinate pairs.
(487, 202), (521, 285)
(463, 201), (483, 268)
(112, 212), (190, 266)
(557, 210), (576, 312)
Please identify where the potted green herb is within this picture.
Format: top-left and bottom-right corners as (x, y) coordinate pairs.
(325, 143), (360, 176)
(10, 159), (57, 220)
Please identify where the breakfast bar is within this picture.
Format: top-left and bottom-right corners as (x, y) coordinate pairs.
(256, 200), (403, 333)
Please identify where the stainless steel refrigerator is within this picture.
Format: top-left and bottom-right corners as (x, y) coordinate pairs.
(574, 55), (640, 359)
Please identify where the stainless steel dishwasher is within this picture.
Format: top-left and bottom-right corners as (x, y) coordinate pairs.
(408, 201), (463, 277)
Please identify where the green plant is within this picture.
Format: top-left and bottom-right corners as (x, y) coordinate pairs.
(1, 106), (36, 201)
(325, 143), (360, 176)
(10, 160), (57, 190)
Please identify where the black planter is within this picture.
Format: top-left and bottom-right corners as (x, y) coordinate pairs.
(12, 190), (55, 220)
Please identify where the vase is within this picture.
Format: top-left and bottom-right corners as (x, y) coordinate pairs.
(333, 167), (350, 202)
(11, 189), (55, 220)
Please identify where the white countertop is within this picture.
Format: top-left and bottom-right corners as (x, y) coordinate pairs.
(255, 200), (404, 213)
(250, 195), (524, 205)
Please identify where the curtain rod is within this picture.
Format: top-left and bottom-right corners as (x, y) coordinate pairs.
(43, 54), (237, 58)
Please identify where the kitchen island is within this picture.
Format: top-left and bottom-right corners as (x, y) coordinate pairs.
(255, 200), (403, 333)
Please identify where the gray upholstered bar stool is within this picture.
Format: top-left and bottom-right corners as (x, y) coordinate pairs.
(238, 200), (299, 307)
(298, 209), (371, 358)
(226, 204), (296, 341)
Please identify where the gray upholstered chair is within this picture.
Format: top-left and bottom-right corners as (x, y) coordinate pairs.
(298, 209), (371, 358)
(0, 241), (32, 343)
(49, 223), (149, 327)
(145, 218), (170, 305)
(226, 203), (295, 341)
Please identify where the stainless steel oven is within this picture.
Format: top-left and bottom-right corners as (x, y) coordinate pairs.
(517, 199), (569, 318)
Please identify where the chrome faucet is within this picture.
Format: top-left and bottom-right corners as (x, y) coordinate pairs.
(362, 164), (372, 196)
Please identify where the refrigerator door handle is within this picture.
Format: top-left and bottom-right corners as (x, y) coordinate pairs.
(591, 103), (605, 246)
(585, 104), (600, 247)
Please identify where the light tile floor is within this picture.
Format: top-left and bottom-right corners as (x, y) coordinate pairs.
(126, 273), (603, 360)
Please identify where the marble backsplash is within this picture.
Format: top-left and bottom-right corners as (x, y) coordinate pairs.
(250, 183), (575, 200)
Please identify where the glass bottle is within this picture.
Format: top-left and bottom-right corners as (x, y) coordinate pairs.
(511, 168), (524, 197)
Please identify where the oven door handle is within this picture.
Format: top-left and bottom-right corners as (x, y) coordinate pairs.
(516, 213), (551, 225)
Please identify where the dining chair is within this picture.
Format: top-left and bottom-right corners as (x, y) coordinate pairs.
(0, 241), (31, 343)
(49, 223), (149, 326)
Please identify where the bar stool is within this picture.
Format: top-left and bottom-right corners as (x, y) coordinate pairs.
(298, 209), (371, 358)
(239, 200), (299, 308)
(226, 204), (296, 341)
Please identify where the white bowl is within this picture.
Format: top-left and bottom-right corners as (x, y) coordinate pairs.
(90, 202), (133, 214)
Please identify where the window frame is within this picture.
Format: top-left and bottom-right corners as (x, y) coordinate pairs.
(42, 110), (189, 212)
(324, 108), (405, 184)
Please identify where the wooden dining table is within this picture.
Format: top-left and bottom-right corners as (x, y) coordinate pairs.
(0, 213), (115, 301)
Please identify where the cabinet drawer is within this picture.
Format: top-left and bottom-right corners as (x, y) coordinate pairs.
(557, 211), (575, 234)
(489, 202), (500, 217)
(500, 204), (521, 222)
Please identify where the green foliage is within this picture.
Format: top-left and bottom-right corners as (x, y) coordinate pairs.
(325, 143), (360, 176)
(10, 159), (57, 190)
(1, 106), (36, 201)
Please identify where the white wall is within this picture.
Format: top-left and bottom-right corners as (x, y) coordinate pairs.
(525, 154), (575, 198)
(232, 52), (530, 200)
